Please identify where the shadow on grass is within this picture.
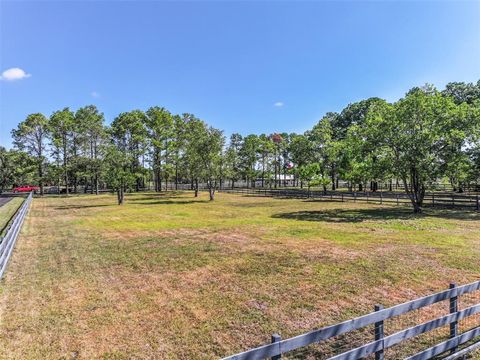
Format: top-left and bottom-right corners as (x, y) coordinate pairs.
(123, 191), (209, 205)
(126, 192), (188, 202)
(272, 207), (480, 223)
(0, 197), (13, 207)
(54, 204), (112, 210)
(133, 199), (209, 205)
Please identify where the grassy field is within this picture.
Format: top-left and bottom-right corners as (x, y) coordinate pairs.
(0, 191), (479, 359)
(0, 197), (25, 237)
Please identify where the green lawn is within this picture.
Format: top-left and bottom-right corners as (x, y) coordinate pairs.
(0, 191), (479, 359)
(0, 197), (25, 237)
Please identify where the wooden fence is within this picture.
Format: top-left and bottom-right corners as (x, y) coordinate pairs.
(222, 281), (480, 360)
(211, 187), (480, 210)
(0, 192), (32, 279)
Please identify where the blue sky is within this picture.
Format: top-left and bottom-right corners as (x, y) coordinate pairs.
(1, 1), (479, 148)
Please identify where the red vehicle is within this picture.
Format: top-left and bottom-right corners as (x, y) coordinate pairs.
(12, 185), (39, 193)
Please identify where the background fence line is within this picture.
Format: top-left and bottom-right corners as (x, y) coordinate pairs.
(199, 186), (480, 210)
(0, 192), (32, 279)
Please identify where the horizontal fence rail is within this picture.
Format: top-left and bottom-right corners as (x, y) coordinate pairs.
(148, 180), (480, 195)
(222, 281), (480, 360)
(197, 186), (480, 210)
(0, 192), (32, 279)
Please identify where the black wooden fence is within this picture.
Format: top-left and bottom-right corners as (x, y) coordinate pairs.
(209, 187), (480, 211)
(222, 281), (480, 360)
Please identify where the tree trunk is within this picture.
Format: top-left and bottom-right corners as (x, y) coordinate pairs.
(194, 179), (199, 197)
(117, 183), (124, 205)
(64, 142), (69, 196)
(38, 161), (44, 196)
(403, 174), (424, 213)
(175, 164), (178, 190)
(261, 163), (265, 188)
(208, 180), (215, 201)
(274, 153), (278, 189)
(412, 202), (422, 213)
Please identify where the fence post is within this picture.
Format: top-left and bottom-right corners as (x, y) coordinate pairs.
(271, 333), (281, 360)
(374, 304), (384, 360)
(380, 192), (383, 205)
(396, 194), (399, 206)
(449, 283), (458, 354)
(452, 194), (455, 208)
(354, 192), (356, 202)
(476, 195), (479, 211)
(341, 193), (344, 202)
(367, 192), (369, 203)
(432, 193), (435, 207)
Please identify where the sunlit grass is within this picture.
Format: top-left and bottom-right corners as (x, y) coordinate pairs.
(0, 191), (478, 359)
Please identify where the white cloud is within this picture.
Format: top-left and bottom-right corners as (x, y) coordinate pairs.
(91, 91), (100, 98)
(0, 67), (31, 81)
(274, 101), (284, 107)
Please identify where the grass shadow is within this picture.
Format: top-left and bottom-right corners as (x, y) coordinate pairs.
(0, 197), (13, 208)
(54, 204), (112, 210)
(126, 192), (187, 202)
(272, 207), (480, 223)
(133, 199), (209, 205)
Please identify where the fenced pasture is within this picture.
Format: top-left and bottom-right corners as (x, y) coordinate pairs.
(0, 191), (479, 359)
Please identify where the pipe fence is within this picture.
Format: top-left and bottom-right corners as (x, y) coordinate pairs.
(0, 192), (32, 279)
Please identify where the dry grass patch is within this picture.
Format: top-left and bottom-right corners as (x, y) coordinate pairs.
(0, 191), (479, 359)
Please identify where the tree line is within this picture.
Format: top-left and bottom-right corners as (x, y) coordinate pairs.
(1, 80), (479, 212)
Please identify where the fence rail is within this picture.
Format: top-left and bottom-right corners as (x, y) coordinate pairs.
(207, 187), (480, 210)
(222, 281), (480, 360)
(0, 192), (32, 279)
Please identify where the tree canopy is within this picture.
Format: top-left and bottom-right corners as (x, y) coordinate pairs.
(5, 80), (480, 211)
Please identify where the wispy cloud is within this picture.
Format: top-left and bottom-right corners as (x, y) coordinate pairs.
(91, 91), (100, 98)
(274, 101), (284, 107)
(0, 67), (31, 81)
